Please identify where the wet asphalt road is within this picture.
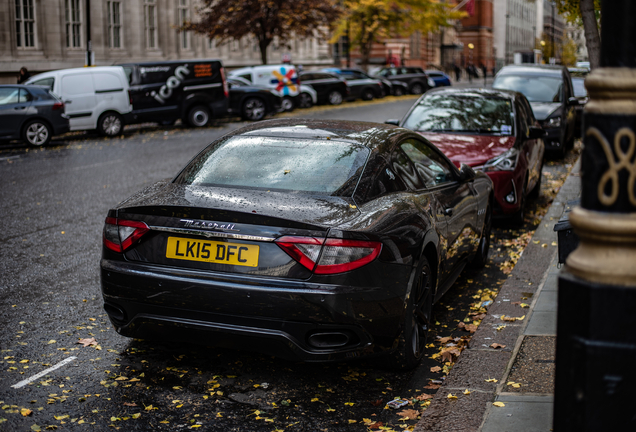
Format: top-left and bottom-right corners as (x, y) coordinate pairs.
(0, 97), (578, 432)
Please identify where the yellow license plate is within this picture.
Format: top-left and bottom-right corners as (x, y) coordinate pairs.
(166, 237), (259, 267)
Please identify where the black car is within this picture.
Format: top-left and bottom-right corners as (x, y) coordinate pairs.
(321, 68), (385, 100)
(100, 119), (493, 370)
(119, 60), (229, 127)
(0, 84), (69, 146)
(493, 64), (578, 158)
(226, 77), (282, 121)
(569, 68), (589, 138)
(299, 71), (350, 105)
(375, 66), (435, 95)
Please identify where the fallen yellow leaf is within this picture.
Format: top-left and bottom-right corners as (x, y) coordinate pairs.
(447, 393), (457, 400)
(493, 401), (505, 407)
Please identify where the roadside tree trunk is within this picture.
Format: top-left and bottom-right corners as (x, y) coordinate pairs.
(580, 0), (600, 69)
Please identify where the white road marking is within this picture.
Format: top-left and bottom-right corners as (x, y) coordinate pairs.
(11, 356), (77, 389)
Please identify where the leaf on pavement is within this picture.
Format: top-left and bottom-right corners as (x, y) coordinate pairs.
(424, 383), (441, 390)
(77, 338), (97, 347)
(463, 389), (471, 395)
(490, 343), (506, 349)
(123, 402), (137, 407)
(447, 394), (457, 400)
(493, 401), (505, 407)
(485, 378), (498, 383)
(397, 409), (420, 420)
(430, 366), (441, 373)
(415, 393), (433, 401)
(21, 408), (32, 416)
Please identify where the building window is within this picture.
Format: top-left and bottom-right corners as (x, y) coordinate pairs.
(107, 1), (122, 48)
(65, 0), (82, 48)
(15, 0), (36, 48)
(144, 0), (157, 49)
(178, 0), (190, 49)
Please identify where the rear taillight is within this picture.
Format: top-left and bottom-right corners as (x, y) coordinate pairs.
(52, 102), (64, 111)
(127, 89), (133, 105)
(220, 67), (229, 98)
(103, 217), (150, 253)
(275, 236), (381, 275)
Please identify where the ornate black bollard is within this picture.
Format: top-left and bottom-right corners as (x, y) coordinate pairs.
(553, 1), (636, 430)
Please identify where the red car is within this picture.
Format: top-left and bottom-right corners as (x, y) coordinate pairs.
(389, 88), (545, 224)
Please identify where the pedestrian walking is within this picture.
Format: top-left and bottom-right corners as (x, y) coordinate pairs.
(454, 63), (461, 82)
(481, 63), (487, 78)
(17, 67), (30, 84)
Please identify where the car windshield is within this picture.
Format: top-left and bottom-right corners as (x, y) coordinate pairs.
(572, 78), (587, 98)
(493, 74), (563, 103)
(402, 94), (515, 135)
(176, 136), (369, 195)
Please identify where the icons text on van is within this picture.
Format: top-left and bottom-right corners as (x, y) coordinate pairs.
(272, 67), (298, 96)
(151, 65), (190, 104)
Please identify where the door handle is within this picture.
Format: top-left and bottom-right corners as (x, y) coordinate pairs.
(444, 207), (453, 216)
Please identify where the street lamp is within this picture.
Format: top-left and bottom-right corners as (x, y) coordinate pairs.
(467, 43), (474, 82)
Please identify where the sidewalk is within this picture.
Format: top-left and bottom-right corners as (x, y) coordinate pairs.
(414, 158), (582, 432)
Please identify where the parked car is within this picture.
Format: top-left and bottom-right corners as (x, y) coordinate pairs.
(425, 70), (452, 87)
(375, 66), (435, 94)
(295, 84), (318, 109)
(119, 60), (229, 128)
(492, 64), (578, 158)
(568, 67), (589, 138)
(228, 65), (300, 111)
(321, 68), (384, 100)
(0, 84), (69, 146)
(100, 118), (492, 370)
(226, 77), (282, 121)
(25, 66), (132, 137)
(389, 88), (544, 224)
(298, 71), (350, 105)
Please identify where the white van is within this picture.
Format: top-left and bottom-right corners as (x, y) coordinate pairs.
(228, 65), (300, 110)
(25, 66), (132, 137)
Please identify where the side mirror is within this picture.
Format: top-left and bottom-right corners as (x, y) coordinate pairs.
(459, 163), (476, 182)
(567, 97), (580, 106)
(528, 126), (546, 139)
(385, 119), (400, 126)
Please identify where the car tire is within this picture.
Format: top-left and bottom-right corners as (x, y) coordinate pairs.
(281, 96), (295, 112)
(387, 256), (433, 371)
(528, 158), (544, 199)
(393, 86), (405, 97)
(298, 92), (314, 109)
(22, 120), (52, 146)
(511, 180), (527, 227)
(187, 105), (210, 127)
(410, 82), (424, 95)
(472, 201), (492, 268)
(328, 91), (343, 105)
(362, 88), (375, 101)
(241, 97), (266, 121)
(97, 112), (123, 137)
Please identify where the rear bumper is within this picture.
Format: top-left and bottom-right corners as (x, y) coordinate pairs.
(486, 170), (524, 216)
(542, 127), (564, 152)
(101, 258), (410, 361)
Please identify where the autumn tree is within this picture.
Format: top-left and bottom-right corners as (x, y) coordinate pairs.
(554, 0), (601, 69)
(182, 0), (342, 64)
(561, 35), (578, 67)
(332, 0), (465, 70)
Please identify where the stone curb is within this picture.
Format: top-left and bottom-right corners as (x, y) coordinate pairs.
(414, 158), (582, 432)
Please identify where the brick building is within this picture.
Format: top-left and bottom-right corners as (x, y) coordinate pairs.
(457, 0), (495, 71)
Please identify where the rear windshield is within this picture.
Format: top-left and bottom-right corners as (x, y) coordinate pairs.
(402, 94), (515, 135)
(175, 136), (369, 195)
(494, 74), (563, 103)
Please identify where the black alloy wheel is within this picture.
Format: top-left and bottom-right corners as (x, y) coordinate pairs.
(472, 201), (492, 268)
(98, 112), (123, 137)
(362, 88), (375, 101)
(410, 82), (424, 95)
(241, 97), (266, 121)
(187, 105), (210, 127)
(298, 92), (313, 109)
(22, 120), (52, 146)
(328, 90), (343, 105)
(388, 256), (433, 370)
(393, 86), (405, 97)
(512, 180), (527, 227)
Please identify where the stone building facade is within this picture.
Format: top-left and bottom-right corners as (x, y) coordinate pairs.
(0, 0), (333, 84)
(492, 0), (538, 67)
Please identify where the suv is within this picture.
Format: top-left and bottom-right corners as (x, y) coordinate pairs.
(375, 66), (434, 94)
(493, 65), (578, 158)
(299, 71), (350, 105)
(321, 68), (384, 100)
(120, 60), (229, 128)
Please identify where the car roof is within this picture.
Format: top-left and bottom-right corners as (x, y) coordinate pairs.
(119, 59), (221, 66)
(496, 64), (566, 76)
(425, 86), (521, 101)
(223, 118), (408, 150)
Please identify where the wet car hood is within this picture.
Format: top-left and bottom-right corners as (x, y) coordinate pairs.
(529, 102), (561, 121)
(419, 132), (516, 167)
(116, 182), (361, 228)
